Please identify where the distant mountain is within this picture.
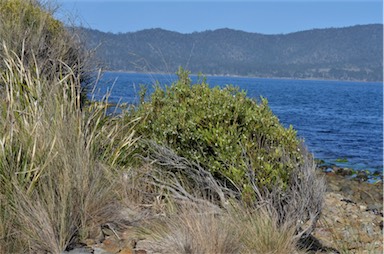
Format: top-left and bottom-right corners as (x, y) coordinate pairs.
(78, 24), (383, 81)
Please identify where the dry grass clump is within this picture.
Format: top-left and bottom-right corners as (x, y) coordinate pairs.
(144, 205), (242, 254)
(0, 45), (137, 253)
(0, 1), (140, 252)
(239, 144), (326, 242)
(231, 205), (302, 254)
(0, 1), (139, 252)
(132, 142), (324, 253)
(141, 141), (326, 237)
(138, 202), (303, 254)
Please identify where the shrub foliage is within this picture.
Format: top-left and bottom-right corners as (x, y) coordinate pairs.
(133, 68), (303, 198)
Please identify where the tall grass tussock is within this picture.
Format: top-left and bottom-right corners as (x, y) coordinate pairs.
(0, 43), (138, 252)
(0, 0), (137, 252)
(0, 1), (326, 253)
(139, 202), (305, 254)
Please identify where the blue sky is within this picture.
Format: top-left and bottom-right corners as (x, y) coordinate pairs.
(55, 0), (383, 34)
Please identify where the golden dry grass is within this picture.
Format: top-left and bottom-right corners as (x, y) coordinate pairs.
(0, 44), (138, 252)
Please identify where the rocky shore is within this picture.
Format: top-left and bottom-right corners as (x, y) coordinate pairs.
(65, 168), (383, 254)
(312, 169), (383, 254)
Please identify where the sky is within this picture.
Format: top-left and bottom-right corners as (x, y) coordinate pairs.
(55, 0), (383, 34)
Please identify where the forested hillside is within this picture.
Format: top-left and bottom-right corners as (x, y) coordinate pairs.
(79, 24), (383, 81)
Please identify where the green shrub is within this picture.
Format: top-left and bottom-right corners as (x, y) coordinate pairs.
(132, 68), (303, 199)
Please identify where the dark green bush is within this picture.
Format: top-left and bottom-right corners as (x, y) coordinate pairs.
(132, 68), (303, 199)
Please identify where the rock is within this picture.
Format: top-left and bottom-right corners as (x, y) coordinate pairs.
(327, 182), (341, 192)
(100, 238), (121, 253)
(359, 191), (371, 202)
(315, 159), (326, 165)
(62, 247), (93, 254)
(313, 188), (383, 254)
(367, 203), (381, 211)
(83, 239), (97, 246)
(102, 223), (120, 238)
(88, 225), (105, 243)
(340, 198), (356, 204)
(340, 185), (354, 196)
(335, 167), (354, 176)
(359, 205), (367, 211)
(361, 222), (375, 237)
(93, 247), (114, 254)
(118, 247), (134, 254)
(355, 171), (369, 182)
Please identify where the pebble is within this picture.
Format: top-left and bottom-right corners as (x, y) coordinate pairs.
(359, 205), (367, 211)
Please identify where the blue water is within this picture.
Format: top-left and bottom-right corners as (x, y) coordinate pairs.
(90, 72), (383, 172)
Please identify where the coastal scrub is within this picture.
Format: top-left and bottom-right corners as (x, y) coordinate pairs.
(132, 68), (303, 197)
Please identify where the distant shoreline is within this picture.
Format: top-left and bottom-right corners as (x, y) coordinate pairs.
(101, 70), (382, 84)
(81, 24), (382, 83)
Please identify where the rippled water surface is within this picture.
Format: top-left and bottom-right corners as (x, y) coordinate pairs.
(91, 72), (383, 172)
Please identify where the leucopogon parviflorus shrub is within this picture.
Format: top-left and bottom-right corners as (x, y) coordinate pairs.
(133, 68), (303, 196)
(130, 67), (325, 240)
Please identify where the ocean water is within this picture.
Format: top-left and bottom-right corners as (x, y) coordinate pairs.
(91, 72), (383, 172)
